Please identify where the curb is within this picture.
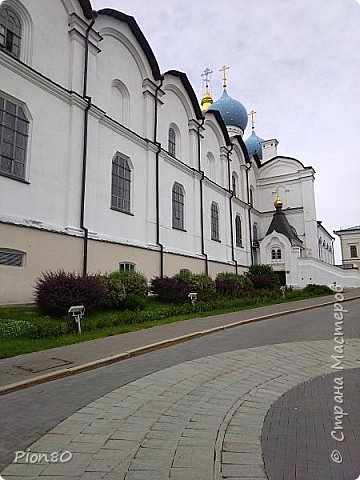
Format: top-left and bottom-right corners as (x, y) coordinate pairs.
(1, 294), (359, 396)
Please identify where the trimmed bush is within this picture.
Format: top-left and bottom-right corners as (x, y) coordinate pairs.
(248, 274), (274, 290)
(303, 284), (333, 296)
(151, 275), (194, 303)
(100, 275), (126, 309)
(35, 270), (106, 316)
(215, 272), (253, 298)
(122, 294), (147, 311)
(215, 275), (240, 299)
(109, 271), (148, 297)
(246, 264), (279, 286)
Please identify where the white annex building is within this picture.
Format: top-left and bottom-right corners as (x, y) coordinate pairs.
(1, 0), (360, 304)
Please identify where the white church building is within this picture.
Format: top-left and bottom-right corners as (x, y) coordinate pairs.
(1, 0), (359, 304)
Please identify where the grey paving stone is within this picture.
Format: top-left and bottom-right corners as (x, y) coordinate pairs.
(222, 463), (265, 477)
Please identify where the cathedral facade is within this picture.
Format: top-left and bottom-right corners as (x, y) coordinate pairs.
(1, 0), (359, 304)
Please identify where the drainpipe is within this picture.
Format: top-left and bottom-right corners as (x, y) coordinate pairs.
(80, 13), (97, 276)
(196, 119), (208, 275)
(154, 77), (164, 276)
(245, 162), (254, 266)
(226, 145), (238, 274)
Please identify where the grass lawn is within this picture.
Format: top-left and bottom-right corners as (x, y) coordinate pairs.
(0, 291), (333, 359)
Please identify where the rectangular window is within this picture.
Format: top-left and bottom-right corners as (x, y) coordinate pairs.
(211, 202), (220, 241)
(350, 245), (358, 258)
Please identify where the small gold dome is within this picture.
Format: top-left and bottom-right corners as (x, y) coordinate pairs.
(201, 86), (213, 112)
(274, 193), (283, 209)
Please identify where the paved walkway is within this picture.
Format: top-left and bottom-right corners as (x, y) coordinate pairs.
(2, 339), (360, 479)
(262, 368), (360, 479)
(1, 290), (359, 392)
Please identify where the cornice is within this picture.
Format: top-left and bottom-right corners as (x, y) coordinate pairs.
(0, 51), (84, 106)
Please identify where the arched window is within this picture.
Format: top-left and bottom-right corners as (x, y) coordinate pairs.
(111, 79), (130, 126)
(168, 127), (176, 157)
(253, 223), (258, 241)
(0, 96), (29, 180)
(211, 202), (220, 241)
(232, 172), (238, 196)
(172, 182), (184, 230)
(235, 215), (242, 247)
(249, 186), (254, 206)
(0, 7), (21, 58)
(271, 248), (282, 260)
(111, 153), (131, 213)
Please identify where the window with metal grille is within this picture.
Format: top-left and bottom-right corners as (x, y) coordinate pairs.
(111, 153), (131, 213)
(0, 96), (29, 180)
(168, 127), (176, 156)
(0, 7), (21, 58)
(211, 202), (220, 241)
(172, 182), (184, 230)
(350, 245), (358, 258)
(271, 248), (282, 260)
(235, 215), (242, 247)
(0, 249), (24, 267)
(119, 262), (135, 272)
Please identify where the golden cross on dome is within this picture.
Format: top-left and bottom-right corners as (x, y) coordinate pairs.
(219, 65), (230, 88)
(248, 110), (257, 130)
(201, 68), (213, 88)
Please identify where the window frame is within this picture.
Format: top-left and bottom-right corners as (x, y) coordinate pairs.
(350, 245), (358, 258)
(0, 94), (30, 182)
(119, 262), (135, 272)
(172, 182), (185, 230)
(111, 152), (132, 215)
(168, 127), (176, 157)
(271, 248), (282, 260)
(211, 201), (220, 242)
(0, 248), (25, 267)
(235, 214), (242, 247)
(0, 6), (22, 58)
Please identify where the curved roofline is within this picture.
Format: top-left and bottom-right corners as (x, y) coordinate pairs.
(206, 109), (231, 146)
(79, 0), (93, 19)
(260, 155), (309, 169)
(97, 8), (162, 80)
(165, 70), (203, 120)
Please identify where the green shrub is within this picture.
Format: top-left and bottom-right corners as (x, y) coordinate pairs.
(109, 271), (148, 297)
(188, 273), (216, 301)
(100, 275), (126, 308)
(122, 294), (147, 311)
(303, 284), (333, 296)
(246, 264), (279, 286)
(0, 319), (36, 338)
(35, 271), (106, 316)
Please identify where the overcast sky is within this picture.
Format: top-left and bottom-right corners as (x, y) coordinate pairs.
(92, 0), (360, 261)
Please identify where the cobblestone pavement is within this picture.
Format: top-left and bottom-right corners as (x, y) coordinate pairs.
(262, 367), (360, 480)
(2, 339), (360, 479)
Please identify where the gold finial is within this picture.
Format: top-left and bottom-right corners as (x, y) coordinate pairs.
(219, 64), (230, 88)
(201, 68), (213, 111)
(248, 110), (257, 130)
(274, 187), (283, 209)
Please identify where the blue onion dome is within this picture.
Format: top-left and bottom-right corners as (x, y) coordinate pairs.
(209, 89), (248, 131)
(245, 130), (264, 159)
